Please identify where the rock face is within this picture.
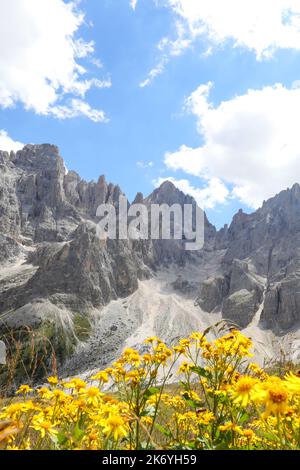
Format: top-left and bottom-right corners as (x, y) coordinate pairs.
(0, 145), (208, 349)
(199, 183), (300, 332)
(222, 290), (259, 328)
(2, 143), (300, 379)
(197, 276), (229, 312)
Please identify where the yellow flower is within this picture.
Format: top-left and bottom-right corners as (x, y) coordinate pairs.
(102, 415), (128, 441)
(179, 338), (191, 348)
(1, 403), (26, 419)
(142, 353), (152, 363)
(243, 429), (255, 440)
(180, 390), (201, 402)
(31, 416), (58, 438)
(16, 384), (33, 395)
(144, 336), (161, 344)
(122, 348), (141, 366)
(231, 376), (257, 407)
(284, 372), (300, 395)
(219, 422), (243, 434)
(52, 389), (70, 403)
(47, 376), (59, 386)
(253, 379), (290, 416)
(189, 332), (204, 341)
(37, 387), (52, 399)
(64, 378), (86, 391)
(196, 410), (215, 425)
(249, 363), (266, 377)
(91, 371), (109, 383)
(141, 416), (153, 426)
(178, 362), (193, 374)
(125, 369), (146, 384)
(0, 420), (21, 443)
(173, 345), (186, 354)
(83, 387), (101, 405)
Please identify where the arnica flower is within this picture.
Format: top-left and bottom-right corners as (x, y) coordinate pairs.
(122, 348), (141, 363)
(181, 390), (201, 402)
(219, 422), (243, 434)
(253, 380), (290, 417)
(91, 371), (109, 383)
(264, 387), (289, 416)
(47, 376), (59, 386)
(16, 385), (33, 395)
(83, 387), (101, 405)
(284, 372), (300, 395)
(179, 338), (191, 348)
(144, 336), (161, 344)
(173, 345), (186, 355)
(37, 387), (52, 399)
(142, 353), (152, 363)
(101, 415), (128, 441)
(0, 421), (21, 443)
(125, 369), (146, 385)
(231, 376), (257, 407)
(189, 332), (209, 348)
(31, 416), (58, 438)
(52, 389), (70, 403)
(178, 362), (193, 374)
(243, 429), (255, 440)
(64, 378), (86, 391)
(1, 403), (27, 420)
(248, 363), (265, 377)
(141, 416), (153, 426)
(196, 410), (215, 426)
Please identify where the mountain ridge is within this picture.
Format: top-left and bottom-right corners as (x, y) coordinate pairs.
(1, 144), (300, 380)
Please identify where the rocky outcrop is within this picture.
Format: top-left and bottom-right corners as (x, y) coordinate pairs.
(262, 275), (300, 332)
(222, 289), (259, 328)
(197, 275), (229, 312)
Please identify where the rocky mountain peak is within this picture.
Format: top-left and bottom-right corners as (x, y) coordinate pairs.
(132, 192), (144, 204)
(145, 181), (194, 206)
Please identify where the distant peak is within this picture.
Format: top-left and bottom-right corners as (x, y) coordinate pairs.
(132, 192), (144, 204)
(21, 143), (60, 155)
(97, 174), (106, 185)
(157, 180), (177, 192)
(291, 182), (300, 193)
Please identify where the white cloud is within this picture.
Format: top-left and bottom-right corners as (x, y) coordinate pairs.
(50, 99), (108, 123)
(143, 0), (300, 86)
(154, 176), (229, 209)
(137, 160), (154, 168)
(130, 0), (138, 10)
(165, 82), (300, 208)
(139, 57), (168, 88)
(0, 130), (24, 152)
(165, 0), (300, 59)
(140, 21), (191, 87)
(0, 0), (108, 121)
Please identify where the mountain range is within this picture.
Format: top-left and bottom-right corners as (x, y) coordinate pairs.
(1, 144), (300, 380)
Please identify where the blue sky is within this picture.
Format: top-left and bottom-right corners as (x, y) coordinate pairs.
(2, 0), (300, 228)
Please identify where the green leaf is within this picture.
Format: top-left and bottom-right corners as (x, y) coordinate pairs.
(144, 387), (160, 399)
(154, 423), (172, 438)
(72, 423), (85, 442)
(190, 366), (212, 379)
(239, 412), (250, 423)
(56, 432), (68, 446)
